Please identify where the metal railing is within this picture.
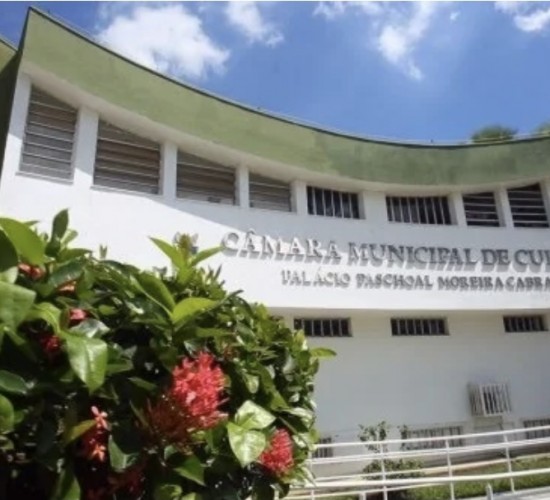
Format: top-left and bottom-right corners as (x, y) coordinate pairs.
(291, 424), (550, 500)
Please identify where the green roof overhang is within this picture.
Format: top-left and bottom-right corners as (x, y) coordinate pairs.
(17, 9), (550, 187)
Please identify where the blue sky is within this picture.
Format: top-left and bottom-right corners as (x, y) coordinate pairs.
(1, 1), (550, 142)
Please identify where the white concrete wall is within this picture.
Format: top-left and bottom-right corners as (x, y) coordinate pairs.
(303, 312), (550, 440)
(2, 71), (550, 442)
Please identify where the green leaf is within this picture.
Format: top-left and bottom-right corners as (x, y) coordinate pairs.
(190, 246), (221, 266)
(0, 370), (29, 396)
(172, 297), (216, 325)
(0, 394), (14, 433)
(108, 432), (139, 472)
(51, 465), (80, 500)
(281, 408), (315, 428)
(47, 260), (85, 290)
(25, 302), (61, 333)
(310, 347), (336, 358)
(242, 373), (259, 394)
(52, 209), (69, 241)
(0, 230), (18, 283)
(0, 217), (46, 265)
(227, 422), (266, 467)
(173, 455), (205, 486)
(235, 400), (275, 430)
(150, 237), (186, 270)
(62, 419), (95, 446)
(70, 318), (109, 338)
(154, 483), (183, 500)
(63, 334), (108, 392)
(136, 272), (176, 312)
(0, 281), (36, 330)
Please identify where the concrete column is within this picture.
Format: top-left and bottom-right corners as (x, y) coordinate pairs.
(292, 180), (308, 215)
(496, 186), (514, 228)
(450, 192), (467, 227)
(0, 73), (31, 181)
(361, 190), (387, 224)
(72, 107), (98, 189)
(541, 179), (550, 219)
(237, 165), (249, 208)
(161, 141), (177, 201)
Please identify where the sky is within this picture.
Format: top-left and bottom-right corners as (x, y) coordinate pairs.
(1, 1), (550, 142)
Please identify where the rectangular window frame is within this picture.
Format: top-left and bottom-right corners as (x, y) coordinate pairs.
(386, 195), (453, 225)
(503, 315), (547, 333)
(306, 186), (361, 220)
(294, 318), (352, 338)
(391, 318), (448, 336)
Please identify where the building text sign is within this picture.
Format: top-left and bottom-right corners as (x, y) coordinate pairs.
(220, 231), (550, 292)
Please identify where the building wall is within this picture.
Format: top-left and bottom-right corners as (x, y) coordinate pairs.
(1, 71), (550, 445)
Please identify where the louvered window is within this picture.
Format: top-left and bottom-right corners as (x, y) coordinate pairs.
(94, 121), (160, 194)
(307, 186), (360, 219)
(386, 196), (452, 225)
(391, 318), (448, 336)
(294, 318), (351, 338)
(249, 174), (291, 212)
(524, 418), (550, 439)
(469, 383), (512, 416)
(507, 184), (549, 228)
(503, 315), (547, 333)
(177, 151), (236, 205)
(403, 426), (464, 450)
(463, 192), (500, 227)
(20, 87), (77, 179)
(313, 437), (334, 459)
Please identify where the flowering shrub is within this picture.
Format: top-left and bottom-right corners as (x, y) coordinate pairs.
(0, 211), (332, 499)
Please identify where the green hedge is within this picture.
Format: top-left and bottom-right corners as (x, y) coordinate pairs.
(0, 211), (333, 499)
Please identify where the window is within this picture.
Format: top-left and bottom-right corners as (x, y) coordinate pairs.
(20, 87), (77, 179)
(404, 426), (464, 450)
(177, 151), (236, 204)
(391, 318), (447, 336)
(469, 383), (512, 417)
(294, 318), (351, 337)
(524, 418), (550, 440)
(307, 186), (360, 219)
(94, 121), (161, 194)
(463, 191), (500, 227)
(249, 173), (291, 212)
(386, 196), (452, 225)
(507, 184), (549, 228)
(503, 315), (547, 333)
(313, 436), (334, 459)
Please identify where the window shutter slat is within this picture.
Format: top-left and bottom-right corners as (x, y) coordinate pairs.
(94, 121), (161, 194)
(20, 87), (77, 180)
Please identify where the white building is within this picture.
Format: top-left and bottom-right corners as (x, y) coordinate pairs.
(1, 9), (550, 451)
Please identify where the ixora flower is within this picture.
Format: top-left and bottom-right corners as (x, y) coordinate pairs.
(147, 352), (226, 449)
(259, 429), (295, 477)
(80, 406), (109, 462)
(37, 332), (62, 359)
(69, 308), (88, 325)
(18, 263), (44, 280)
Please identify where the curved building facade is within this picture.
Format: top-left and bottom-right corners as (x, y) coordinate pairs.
(2, 9), (550, 450)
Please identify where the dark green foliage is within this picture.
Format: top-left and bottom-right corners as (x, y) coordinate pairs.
(0, 210), (332, 499)
(471, 125), (517, 143)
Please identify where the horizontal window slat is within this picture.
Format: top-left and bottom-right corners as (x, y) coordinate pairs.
(98, 139), (160, 162)
(27, 121), (75, 140)
(95, 161), (160, 181)
(94, 175), (159, 194)
(96, 152), (160, 171)
(24, 143), (72, 162)
(20, 162), (73, 179)
(177, 190), (235, 204)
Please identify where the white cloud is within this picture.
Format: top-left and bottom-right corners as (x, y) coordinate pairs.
(96, 4), (229, 80)
(225, 2), (283, 47)
(450, 11), (460, 22)
(495, 1), (550, 33)
(314, 2), (450, 81)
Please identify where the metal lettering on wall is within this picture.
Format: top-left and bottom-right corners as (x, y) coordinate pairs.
(220, 231), (550, 291)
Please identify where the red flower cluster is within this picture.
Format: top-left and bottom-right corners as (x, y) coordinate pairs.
(37, 332), (62, 360)
(18, 263), (44, 280)
(148, 352), (226, 450)
(80, 406), (109, 462)
(259, 429), (294, 477)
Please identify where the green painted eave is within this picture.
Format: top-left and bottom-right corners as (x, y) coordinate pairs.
(0, 37), (17, 171)
(19, 9), (550, 186)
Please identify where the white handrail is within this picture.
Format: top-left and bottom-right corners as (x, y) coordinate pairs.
(292, 424), (550, 499)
